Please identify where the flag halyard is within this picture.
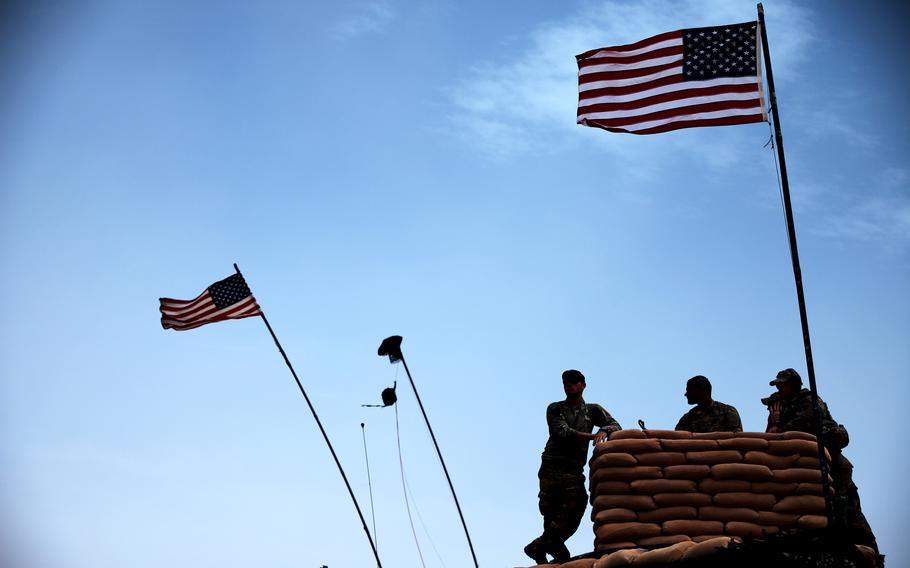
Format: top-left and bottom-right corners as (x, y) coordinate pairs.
(577, 21), (767, 135)
(160, 273), (262, 331)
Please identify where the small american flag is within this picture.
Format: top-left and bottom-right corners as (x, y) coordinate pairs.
(577, 21), (767, 135)
(160, 273), (262, 331)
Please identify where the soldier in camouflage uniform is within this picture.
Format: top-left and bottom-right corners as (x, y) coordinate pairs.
(524, 369), (621, 565)
(763, 368), (879, 554)
(675, 375), (743, 433)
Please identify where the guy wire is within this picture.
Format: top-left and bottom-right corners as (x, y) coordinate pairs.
(767, 113), (794, 261)
(361, 422), (378, 552)
(395, 402), (427, 568)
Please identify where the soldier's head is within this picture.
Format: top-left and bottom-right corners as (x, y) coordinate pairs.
(562, 369), (586, 397)
(685, 375), (712, 405)
(770, 368), (802, 398)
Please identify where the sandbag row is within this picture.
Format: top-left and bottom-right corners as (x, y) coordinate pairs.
(588, 430), (831, 551)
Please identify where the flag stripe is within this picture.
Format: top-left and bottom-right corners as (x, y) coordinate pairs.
(578, 45), (683, 71)
(577, 22), (766, 135)
(576, 30), (682, 59)
(581, 108), (765, 135)
(579, 76), (757, 108)
(581, 99), (763, 128)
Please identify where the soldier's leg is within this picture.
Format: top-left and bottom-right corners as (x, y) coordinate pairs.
(525, 464), (558, 563)
(546, 481), (588, 562)
(831, 454), (879, 552)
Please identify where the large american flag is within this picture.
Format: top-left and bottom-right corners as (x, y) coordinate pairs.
(160, 273), (262, 331)
(577, 21), (766, 135)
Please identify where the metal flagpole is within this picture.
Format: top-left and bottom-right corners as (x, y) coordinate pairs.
(378, 335), (480, 568)
(234, 264), (383, 567)
(756, 4), (834, 524)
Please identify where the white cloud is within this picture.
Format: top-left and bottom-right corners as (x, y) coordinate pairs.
(329, 1), (394, 41)
(445, 0), (813, 160)
(799, 167), (910, 251)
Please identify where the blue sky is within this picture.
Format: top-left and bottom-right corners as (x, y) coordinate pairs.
(1, 1), (908, 566)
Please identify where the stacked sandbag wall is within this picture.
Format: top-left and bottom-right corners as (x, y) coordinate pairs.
(589, 429), (831, 552)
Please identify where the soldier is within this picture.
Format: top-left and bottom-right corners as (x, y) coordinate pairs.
(763, 368), (879, 554)
(524, 370), (621, 565)
(675, 375), (743, 433)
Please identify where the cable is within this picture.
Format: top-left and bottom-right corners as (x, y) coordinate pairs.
(395, 403), (426, 568)
(767, 113), (794, 260)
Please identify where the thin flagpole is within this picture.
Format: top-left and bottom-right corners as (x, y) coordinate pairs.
(398, 353), (480, 568)
(756, 4), (834, 523)
(234, 264), (383, 567)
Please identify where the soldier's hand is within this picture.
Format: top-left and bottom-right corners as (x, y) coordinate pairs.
(593, 431), (608, 444)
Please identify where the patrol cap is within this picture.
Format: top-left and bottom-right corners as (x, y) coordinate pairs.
(562, 369), (585, 384)
(770, 368), (803, 386)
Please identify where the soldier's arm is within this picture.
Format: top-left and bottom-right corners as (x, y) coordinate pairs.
(592, 404), (622, 434)
(547, 403), (598, 442)
(675, 411), (690, 432)
(727, 407), (743, 433)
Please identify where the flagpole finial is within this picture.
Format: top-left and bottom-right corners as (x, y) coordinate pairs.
(378, 335), (404, 363)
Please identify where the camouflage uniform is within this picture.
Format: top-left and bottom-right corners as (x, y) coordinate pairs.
(526, 400), (621, 563)
(675, 400), (743, 433)
(764, 388), (878, 552)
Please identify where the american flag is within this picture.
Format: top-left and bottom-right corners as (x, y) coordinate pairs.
(577, 21), (767, 135)
(160, 273), (262, 331)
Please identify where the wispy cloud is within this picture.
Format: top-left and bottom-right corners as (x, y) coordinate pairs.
(807, 167), (910, 251)
(445, 0), (813, 160)
(329, 0), (394, 41)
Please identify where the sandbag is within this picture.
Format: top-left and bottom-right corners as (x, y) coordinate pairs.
(698, 479), (751, 494)
(637, 506), (697, 522)
(796, 483), (824, 496)
(766, 439), (818, 457)
(593, 508), (637, 524)
(691, 535), (734, 544)
(635, 452), (686, 467)
(634, 541), (696, 564)
(750, 482), (799, 496)
(593, 548), (643, 568)
(595, 438), (662, 456)
(711, 463), (774, 482)
(631, 479), (696, 494)
(663, 465), (711, 480)
(773, 495), (827, 515)
(743, 451), (798, 469)
(591, 466), (662, 484)
(638, 534), (692, 546)
(681, 536), (733, 558)
(782, 431), (816, 441)
(595, 522), (662, 543)
(593, 494), (658, 512)
(692, 432), (734, 440)
(724, 521), (777, 539)
(797, 514), (828, 529)
(653, 492), (712, 507)
(593, 481), (632, 496)
(793, 456), (821, 469)
(757, 511), (799, 528)
(642, 429), (692, 439)
(558, 559), (597, 568)
(685, 450), (743, 465)
(662, 519), (724, 536)
(717, 437), (769, 451)
(698, 506), (760, 523)
(595, 541), (637, 552)
(772, 468), (825, 484)
(735, 432), (783, 440)
(712, 492), (777, 510)
(609, 429), (646, 440)
(591, 453), (638, 468)
(660, 439), (719, 452)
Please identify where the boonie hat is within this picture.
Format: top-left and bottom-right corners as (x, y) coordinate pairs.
(770, 368), (803, 386)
